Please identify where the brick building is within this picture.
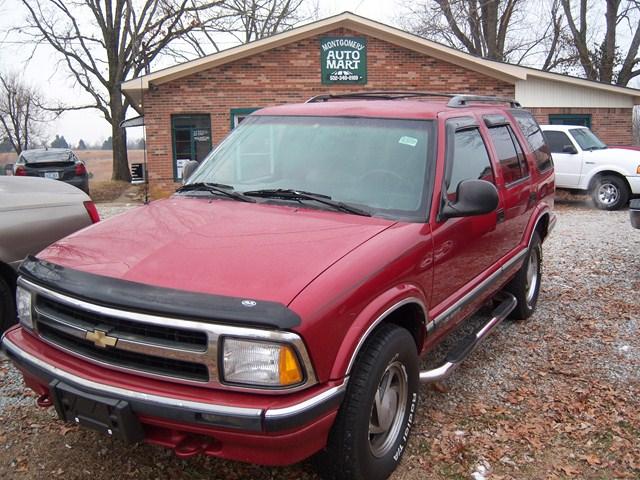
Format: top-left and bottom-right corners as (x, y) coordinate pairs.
(122, 12), (640, 191)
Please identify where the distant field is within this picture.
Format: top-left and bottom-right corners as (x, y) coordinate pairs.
(0, 149), (145, 182)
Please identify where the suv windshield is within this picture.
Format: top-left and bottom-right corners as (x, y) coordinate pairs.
(570, 128), (607, 150)
(186, 115), (435, 220)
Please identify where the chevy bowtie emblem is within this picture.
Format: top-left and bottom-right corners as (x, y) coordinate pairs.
(85, 329), (117, 348)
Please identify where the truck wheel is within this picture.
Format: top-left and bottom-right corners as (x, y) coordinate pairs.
(316, 324), (419, 480)
(0, 276), (16, 332)
(506, 232), (542, 320)
(591, 175), (630, 210)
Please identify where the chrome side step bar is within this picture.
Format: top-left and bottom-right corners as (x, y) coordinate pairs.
(419, 292), (517, 383)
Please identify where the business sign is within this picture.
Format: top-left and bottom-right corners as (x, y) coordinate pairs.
(321, 37), (367, 84)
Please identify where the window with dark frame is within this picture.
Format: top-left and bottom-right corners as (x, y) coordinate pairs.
(488, 125), (528, 185)
(171, 115), (212, 180)
(543, 130), (574, 154)
(510, 110), (553, 172)
(548, 113), (592, 128)
(230, 108), (262, 129)
(447, 128), (495, 202)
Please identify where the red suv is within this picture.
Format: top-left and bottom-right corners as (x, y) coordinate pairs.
(2, 93), (555, 480)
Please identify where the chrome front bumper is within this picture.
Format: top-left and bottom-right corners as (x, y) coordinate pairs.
(1, 333), (346, 433)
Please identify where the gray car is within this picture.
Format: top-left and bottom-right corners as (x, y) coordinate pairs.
(13, 148), (90, 194)
(0, 176), (99, 331)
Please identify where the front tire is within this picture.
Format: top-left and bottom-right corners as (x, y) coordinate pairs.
(506, 232), (542, 320)
(316, 324), (419, 480)
(591, 175), (630, 210)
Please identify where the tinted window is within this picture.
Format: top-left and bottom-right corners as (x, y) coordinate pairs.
(447, 128), (494, 200)
(511, 110), (553, 171)
(543, 130), (573, 154)
(489, 125), (528, 185)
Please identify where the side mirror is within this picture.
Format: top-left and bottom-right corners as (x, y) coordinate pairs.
(441, 179), (499, 219)
(562, 144), (578, 154)
(4, 164), (14, 176)
(181, 160), (199, 183)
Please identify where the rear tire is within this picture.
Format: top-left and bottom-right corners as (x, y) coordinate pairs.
(0, 276), (16, 333)
(315, 324), (419, 480)
(506, 232), (542, 320)
(591, 175), (629, 210)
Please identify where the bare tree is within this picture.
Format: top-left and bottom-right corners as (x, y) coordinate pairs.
(18, 0), (230, 181)
(399, 0), (578, 70)
(166, 0), (310, 60)
(401, 0), (529, 62)
(561, 0), (640, 86)
(0, 71), (50, 154)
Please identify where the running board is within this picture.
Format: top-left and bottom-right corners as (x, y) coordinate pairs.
(419, 292), (517, 383)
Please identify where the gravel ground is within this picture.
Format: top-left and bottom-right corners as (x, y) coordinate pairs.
(1, 196), (638, 479)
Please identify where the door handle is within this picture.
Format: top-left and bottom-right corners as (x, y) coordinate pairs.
(496, 208), (505, 223)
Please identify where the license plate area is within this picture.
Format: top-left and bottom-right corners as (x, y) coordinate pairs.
(50, 380), (144, 443)
(44, 171), (60, 179)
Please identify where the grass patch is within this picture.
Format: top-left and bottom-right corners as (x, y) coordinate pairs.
(90, 180), (132, 203)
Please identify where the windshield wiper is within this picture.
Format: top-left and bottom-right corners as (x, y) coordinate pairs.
(176, 182), (256, 202)
(243, 189), (371, 217)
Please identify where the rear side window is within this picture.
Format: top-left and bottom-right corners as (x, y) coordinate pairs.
(543, 130), (574, 154)
(488, 125), (528, 185)
(511, 110), (553, 172)
(447, 128), (495, 200)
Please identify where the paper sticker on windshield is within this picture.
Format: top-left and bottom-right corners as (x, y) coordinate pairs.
(399, 136), (418, 147)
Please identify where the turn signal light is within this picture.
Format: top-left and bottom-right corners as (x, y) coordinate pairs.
(279, 345), (303, 385)
(636, 165), (640, 174)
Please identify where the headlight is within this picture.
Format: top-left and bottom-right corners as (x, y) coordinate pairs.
(16, 286), (33, 329)
(222, 338), (304, 387)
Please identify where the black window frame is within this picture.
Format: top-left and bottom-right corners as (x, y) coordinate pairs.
(543, 130), (575, 154)
(510, 109), (553, 172)
(487, 123), (529, 187)
(442, 117), (496, 208)
(171, 114), (212, 181)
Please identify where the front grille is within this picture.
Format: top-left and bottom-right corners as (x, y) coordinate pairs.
(33, 294), (212, 384)
(38, 322), (209, 382)
(37, 297), (208, 349)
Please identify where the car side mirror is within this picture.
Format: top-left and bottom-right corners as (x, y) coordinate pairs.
(3, 163), (14, 176)
(441, 179), (499, 219)
(562, 145), (578, 154)
(181, 160), (199, 183)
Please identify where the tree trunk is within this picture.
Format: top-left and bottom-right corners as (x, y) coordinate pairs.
(110, 89), (131, 182)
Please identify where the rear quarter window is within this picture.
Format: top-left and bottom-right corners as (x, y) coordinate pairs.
(488, 125), (529, 185)
(510, 110), (553, 172)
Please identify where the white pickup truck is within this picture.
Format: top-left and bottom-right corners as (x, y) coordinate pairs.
(540, 125), (640, 210)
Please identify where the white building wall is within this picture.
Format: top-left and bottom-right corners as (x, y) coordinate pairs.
(515, 77), (634, 108)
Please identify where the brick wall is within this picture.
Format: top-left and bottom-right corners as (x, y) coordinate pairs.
(143, 28), (515, 192)
(527, 107), (633, 145)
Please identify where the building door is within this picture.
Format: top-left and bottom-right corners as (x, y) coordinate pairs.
(171, 115), (212, 180)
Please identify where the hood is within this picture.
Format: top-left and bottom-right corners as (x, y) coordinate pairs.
(38, 197), (394, 305)
(602, 147), (640, 163)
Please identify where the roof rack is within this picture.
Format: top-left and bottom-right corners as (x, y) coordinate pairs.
(305, 91), (521, 108)
(306, 91), (455, 103)
(447, 95), (521, 108)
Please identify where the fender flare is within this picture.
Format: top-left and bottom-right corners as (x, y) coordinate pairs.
(329, 283), (428, 380)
